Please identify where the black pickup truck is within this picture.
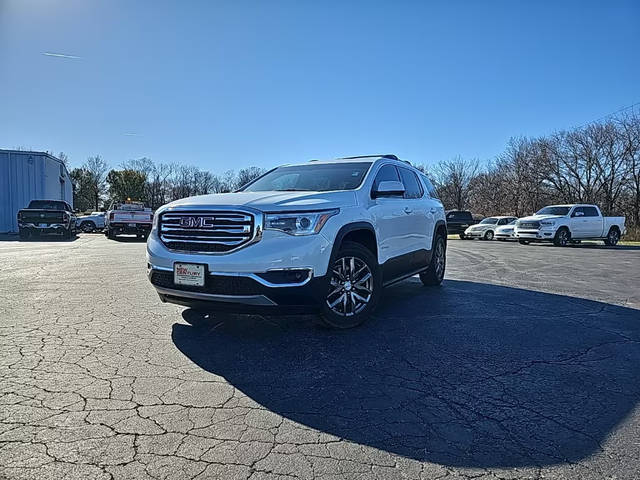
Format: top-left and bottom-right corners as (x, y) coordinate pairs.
(17, 200), (77, 240)
(445, 210), (478, 239)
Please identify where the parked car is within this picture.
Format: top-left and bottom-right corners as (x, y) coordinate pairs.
(494, 218), (518, 241)
(104, 201), (153, 240)
(514, 204), (626, 246)
(445, 210), (477, 239)
(464, 216), (518, 240)
(17, 199), (77, 240)
(76, 212), (106, 232)
(147, 154), (447, 329)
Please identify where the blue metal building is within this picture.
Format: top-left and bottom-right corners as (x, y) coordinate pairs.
(0, 149), (73, 233)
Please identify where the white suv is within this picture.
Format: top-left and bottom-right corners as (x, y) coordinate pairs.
(147, 155), (447, 328)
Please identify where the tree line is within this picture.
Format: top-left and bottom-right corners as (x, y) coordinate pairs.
(70, 158), (265, 212)
(68, 110), (640, 231)
(425, 112), (640, 228)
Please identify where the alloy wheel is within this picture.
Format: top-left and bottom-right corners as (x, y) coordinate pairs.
(326, 256), (373, 317)
(608, 230), (619, 245)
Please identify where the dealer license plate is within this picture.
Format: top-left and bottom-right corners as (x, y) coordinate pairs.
(174, 263), (205, 286)
(128, 223), (136, 227)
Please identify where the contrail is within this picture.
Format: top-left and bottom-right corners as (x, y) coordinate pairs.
(43, 52), (82, 59)
(123, 133), (141, 136)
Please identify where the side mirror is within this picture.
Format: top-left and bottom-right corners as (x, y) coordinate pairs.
(572, 211), (584, 217)
(372, 181), (405, 198)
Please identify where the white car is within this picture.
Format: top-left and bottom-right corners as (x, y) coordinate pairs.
(147, 154), (447, 328)
(494, 219), (518, 241)
(76, 212), (106, 232)
(515, 204), (626, 246)
(463, 216), (518, 240)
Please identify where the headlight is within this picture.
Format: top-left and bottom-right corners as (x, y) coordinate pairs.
(152, 212), (160, 231)
(540, 220), (555, 226)
(265, 209), (339, 236)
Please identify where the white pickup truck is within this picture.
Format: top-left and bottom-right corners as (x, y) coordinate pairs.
(514, 204), (626, 246)
(104, 202), (153, 240)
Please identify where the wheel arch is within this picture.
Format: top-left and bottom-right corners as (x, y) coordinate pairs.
(329, 222), (378, 265)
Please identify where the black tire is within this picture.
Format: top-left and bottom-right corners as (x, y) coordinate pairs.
(459, 233), (465, 240)
(518, 239), (530, 245)
(80, 221), (96, 233)
(63, 228), (72, 240)
(19, 228), (29, 240)
(604, 227), (620, 246)
(553, 227), (570, 247)
(420, 234), (446, 286)
(107, 229), (116, 240)
(483, 230), (494, 241)
(320, 241), (382, 329)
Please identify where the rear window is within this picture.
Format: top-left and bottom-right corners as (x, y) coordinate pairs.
(447, 211), (472, 220)
(28, 200), (67, 210)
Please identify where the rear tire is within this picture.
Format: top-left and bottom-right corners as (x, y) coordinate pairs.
(19, 228), (29, 240)
(107, 229), (116, 240)
(553, 227), (570, 247)
(81, 221), (96, 233)
(518, 239), (530, 245)
(459, 233), (465, 240)
(604, 227), (620, 246)
(420, 234), (446, 286)
(320, 241), (381, 329)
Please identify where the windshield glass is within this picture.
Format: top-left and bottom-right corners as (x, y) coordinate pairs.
(480, 217), (498, 224)
(29, 200), (66, 210)
(241, 162), (372, 192)
(536, 206), (570, 216)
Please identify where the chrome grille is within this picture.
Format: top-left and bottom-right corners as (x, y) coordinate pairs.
(517, 221), (540, 229)
(159, 211), (256, 253)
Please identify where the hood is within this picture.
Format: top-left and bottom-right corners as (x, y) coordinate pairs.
(518, 214), (565, 222)
(161, 191), (357, 213)
(470, 223), (493, 230)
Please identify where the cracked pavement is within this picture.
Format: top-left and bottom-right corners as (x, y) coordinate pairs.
(1, 234), (639, 479)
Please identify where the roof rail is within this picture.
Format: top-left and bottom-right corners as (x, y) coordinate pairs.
(339, 154), (399, 160)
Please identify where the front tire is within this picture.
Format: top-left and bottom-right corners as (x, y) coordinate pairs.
(553, 227), (570, 247)
(518, 239), (530, 245)
(320, 241), (381, 329)
(420, 234), (446, 286)
(459, 233), (466, 240)
(484, 230), (494, 241)
(604, 228), (620, 246)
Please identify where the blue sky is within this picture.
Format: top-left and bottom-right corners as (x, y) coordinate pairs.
(1, 0), (638, 171)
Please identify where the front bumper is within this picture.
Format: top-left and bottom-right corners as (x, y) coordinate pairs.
(463, 229), (486, 239)
(514, 229), (555, 241)
(146, 228), (333, 312)
(148, 267), (327, 313)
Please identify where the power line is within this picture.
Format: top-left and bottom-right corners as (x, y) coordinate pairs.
(573, 101), (640, 130)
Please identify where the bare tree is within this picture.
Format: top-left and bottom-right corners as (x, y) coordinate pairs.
(83, 155), (109, 210)
(432, 157), (479, 210)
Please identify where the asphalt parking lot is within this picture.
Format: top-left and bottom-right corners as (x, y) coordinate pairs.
(1, 235), (639, 480)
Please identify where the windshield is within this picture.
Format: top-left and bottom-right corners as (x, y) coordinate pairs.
(536, 206), (571, 216)
(28, 200), (67, 210)
(480, 217), (498, 224)
(241, 162), (372, 192)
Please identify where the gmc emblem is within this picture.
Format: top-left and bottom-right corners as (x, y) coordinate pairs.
(179, 216), (215, 228)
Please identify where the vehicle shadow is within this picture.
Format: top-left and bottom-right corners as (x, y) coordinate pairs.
(108, 236), (148, 243)
(171, 279), (640, 468)
(524, 242), (640, 251)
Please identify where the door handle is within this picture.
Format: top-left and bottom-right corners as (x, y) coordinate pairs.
(404, 207), (413, 214)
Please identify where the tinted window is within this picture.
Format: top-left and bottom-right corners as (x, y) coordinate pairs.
(371, 165), (400, 193)
(572, 207), (585, 217)
(447, 211), (472, 221)
(398, 168), (423, 199)
(497, 218), (510, 225)
(420, 174), (439, 199)
(583, 206), (599, 217)
(28, 200), (67, 210)
(480, 217), (499, 224)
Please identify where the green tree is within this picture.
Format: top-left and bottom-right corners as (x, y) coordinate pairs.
(106, 169), (148, 205)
